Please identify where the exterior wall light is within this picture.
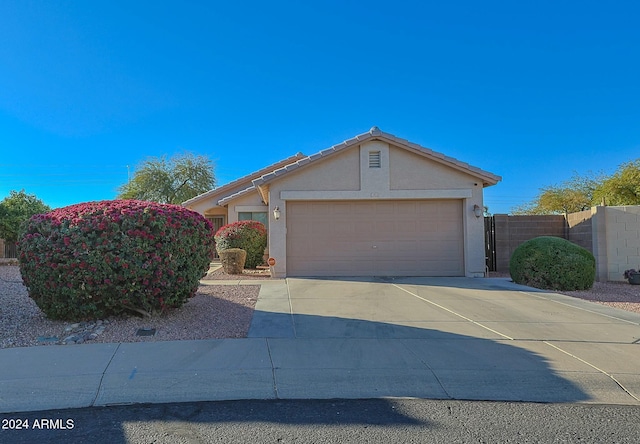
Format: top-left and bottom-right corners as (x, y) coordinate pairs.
(473, 204), (483, 218)
(273, 206), (281, 221)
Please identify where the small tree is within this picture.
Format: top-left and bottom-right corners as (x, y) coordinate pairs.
(0, 190), (51, 242)
(593, 160), (640, 206)
(118, 152), (215, 204)
(512, 173), (603, 215)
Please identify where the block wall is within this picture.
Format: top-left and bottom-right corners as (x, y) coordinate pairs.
(493, 214), (567, 273)
(566, 209), (593, 252)
(602, 206), (640, 281)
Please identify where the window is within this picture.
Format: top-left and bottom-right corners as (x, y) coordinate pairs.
(369, 151), (381, 168)
(238, 212), (268, 228)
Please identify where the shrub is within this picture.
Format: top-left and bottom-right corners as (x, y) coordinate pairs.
(219, 248), (247, 274)
(509, 236), (595, 291)
(18, 200), (215, 320)
(214, 220), (267, 269)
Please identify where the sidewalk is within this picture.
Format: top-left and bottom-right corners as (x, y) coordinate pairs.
(1, 277), (639, 413)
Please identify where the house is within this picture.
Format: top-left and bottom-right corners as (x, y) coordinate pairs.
(183, 127), (501, 278)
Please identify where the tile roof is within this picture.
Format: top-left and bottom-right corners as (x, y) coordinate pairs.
(184, 127), (501, 208)
(253, 127), (501, 188)
(217, 186), (257, 206)
(181, 152), (306, 206)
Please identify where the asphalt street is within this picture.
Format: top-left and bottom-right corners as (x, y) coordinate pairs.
(1, 399), (639, 444)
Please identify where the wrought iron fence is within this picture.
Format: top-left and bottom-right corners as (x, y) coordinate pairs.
(4, 242), (17, 259)
(484, 216), (496, 272)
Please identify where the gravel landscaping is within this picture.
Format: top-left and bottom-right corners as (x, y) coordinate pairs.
(1, 265), (638, 349)
(203, 266), (271, 280)
(559, 281), (640, 314)
(0, 265), (260, 349)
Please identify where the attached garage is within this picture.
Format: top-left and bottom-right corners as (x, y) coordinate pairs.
(186, 127), (501, 278)
(286, 200), (464, 277)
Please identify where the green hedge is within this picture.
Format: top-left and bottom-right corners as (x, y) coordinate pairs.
(214, 220), (267, 269)
(18, 200), (215, 320)
(509, 236), (595, 291)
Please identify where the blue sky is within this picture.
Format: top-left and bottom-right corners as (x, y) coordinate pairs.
(1, 1), (639, 214)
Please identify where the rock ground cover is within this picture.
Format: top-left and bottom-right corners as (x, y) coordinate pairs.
(0, 265), (259, 348)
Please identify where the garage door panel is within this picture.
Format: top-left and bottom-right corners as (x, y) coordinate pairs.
(376, 239), (432, 253)
(375, 260), (424, 275)
(375, 220), (395, 233)
(374, 260), (460, 276)
(314, 242), (374, 257)
(396, 220), (418, 234)
(287, 200), (464, 277)
(418, 239), (462, 252)
(416, 219), (442, 233)
(295, 260), (375, 277)
(309, 202), (331, 216)
(417, 261), (463, 276)
(353, 203), (376, 216)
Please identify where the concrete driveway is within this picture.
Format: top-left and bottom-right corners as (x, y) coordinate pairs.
(249, 277), (640, 404)
(2, 276), (640, 413)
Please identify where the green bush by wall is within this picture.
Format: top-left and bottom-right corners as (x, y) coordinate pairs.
(18, 200), (215, 320)
(509, 236), (595, 291)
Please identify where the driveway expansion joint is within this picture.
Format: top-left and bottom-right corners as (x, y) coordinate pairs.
(398, 340), (453, 400)
(91, 342), (121, 407)
(392, 283), (514, 340)
(285, 279), (297, 338)
(543, 341), (640, 402)
(265, 338), (279, 399)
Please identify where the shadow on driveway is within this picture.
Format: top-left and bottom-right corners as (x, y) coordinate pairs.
(250, 311), (591, 404)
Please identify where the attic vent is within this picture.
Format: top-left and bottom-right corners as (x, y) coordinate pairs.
(369, 151), (381, 168)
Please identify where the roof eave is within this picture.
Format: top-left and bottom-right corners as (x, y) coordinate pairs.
(181, 152), (306, 206)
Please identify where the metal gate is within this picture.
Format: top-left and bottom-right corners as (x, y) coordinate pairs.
(484, 216), (496, 272)
(207, 216), (225, 260)
(4, 242), (17, 259)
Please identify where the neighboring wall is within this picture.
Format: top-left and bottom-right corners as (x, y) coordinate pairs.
(597, 206), (640, 282)
(566, 209), (593, 252)
(492, 206), (640, 282)
(493, 214), (566, 273)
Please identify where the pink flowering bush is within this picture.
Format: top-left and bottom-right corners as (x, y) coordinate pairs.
(18, 200), (215, 320)
(214, 220), (267, 269)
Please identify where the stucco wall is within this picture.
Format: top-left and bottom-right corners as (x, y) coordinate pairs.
(389, 147), (479, 190)
(388, 143), (486, 278)
(268, 141), (487, 278)
(273, 148), (361, 192)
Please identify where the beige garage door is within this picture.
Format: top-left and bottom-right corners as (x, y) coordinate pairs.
(286, 200), (464, 277)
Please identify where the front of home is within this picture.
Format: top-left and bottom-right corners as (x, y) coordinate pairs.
(183, 127), (501, 278)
